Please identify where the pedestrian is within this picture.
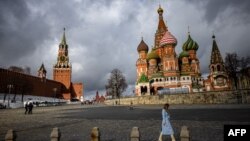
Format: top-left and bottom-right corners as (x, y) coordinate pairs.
(28, 101), (33, 114)
(159, 103), (175, 141)
(24, 101), (28, 114)
(129, 101), (133, 110)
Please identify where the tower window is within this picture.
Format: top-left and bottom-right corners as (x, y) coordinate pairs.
(212, 66), (215, 72)
(217, 65), (221, 71)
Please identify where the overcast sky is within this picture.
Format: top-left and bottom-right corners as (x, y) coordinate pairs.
(0, 0), (250, 98)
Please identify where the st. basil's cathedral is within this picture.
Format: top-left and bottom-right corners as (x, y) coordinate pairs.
(135, 6), (230, 96)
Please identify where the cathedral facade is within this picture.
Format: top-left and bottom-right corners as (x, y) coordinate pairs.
(135, 6), (229, 96)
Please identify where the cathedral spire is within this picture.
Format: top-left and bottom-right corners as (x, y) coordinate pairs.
(61, 28), (67, 45)
(157, 5), (167, 31)
(55, 28), (70, 68)
(210, 34), (223, 64)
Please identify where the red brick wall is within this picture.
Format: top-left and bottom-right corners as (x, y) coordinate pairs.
(53, 68), (71, 90)
(71, 83), (83, 99)
(0, 68), (63, 98)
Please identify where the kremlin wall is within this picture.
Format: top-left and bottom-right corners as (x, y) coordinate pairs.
(0, 68), (63, 98)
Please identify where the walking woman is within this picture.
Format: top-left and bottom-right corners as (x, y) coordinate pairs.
(159, 103), (175, 141)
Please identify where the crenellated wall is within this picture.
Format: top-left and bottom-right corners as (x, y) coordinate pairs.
(105, 90), (250, 105)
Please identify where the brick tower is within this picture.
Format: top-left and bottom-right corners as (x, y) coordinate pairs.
(53, 28), (72, 99)
(206, 34), (230, 91)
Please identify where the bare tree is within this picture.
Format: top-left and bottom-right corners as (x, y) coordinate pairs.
(105, 69), (128, 99)
(239, 56), (250, 76)
(225, 53), (239, 89)
(225, 53), (250, 89)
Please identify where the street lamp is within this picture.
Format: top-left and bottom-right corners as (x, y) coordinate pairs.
(7, 84), (13, 108)
(53, 88), (57, 104)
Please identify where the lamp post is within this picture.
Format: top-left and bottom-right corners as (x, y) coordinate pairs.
(115, 83), (120, 105)
(7, 84), (13, 108)
(53, 88), (57, 104)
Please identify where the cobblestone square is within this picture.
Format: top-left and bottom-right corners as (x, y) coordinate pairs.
(0, 104), (250, 141)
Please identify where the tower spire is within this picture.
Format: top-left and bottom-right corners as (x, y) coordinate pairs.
(61, 28), (67, 45)
(210, 33), (223, 64)
(212, 31), (215, 39)
(157, 5), (167, 31)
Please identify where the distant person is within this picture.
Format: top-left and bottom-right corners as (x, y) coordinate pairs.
(28, 101), (33, 114)
(129, 101), (133, 110)
(159, 103), (175, 141)
(24, 101), (28, 114)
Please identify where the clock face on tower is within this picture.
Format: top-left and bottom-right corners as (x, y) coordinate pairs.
(60, 56), (65, 61)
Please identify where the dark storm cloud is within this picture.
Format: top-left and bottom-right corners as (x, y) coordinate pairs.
(187, 0), (250, 74)
(190, 0), (250, 24)
(0, 0), (249, 98)
(69, 0), (144, 92)
(0, 0), (51, 66)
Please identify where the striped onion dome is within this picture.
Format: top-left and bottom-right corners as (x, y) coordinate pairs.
(159, 31), (177, 47)
(182, 34), (199, 51)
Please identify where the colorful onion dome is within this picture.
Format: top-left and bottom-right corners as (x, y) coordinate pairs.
(179, 51), (190, 58)
(159, 31), (177, 47)
(182, 34), (199, 51)
(137, 39), (149, 52)
(146, 50), (159, 60)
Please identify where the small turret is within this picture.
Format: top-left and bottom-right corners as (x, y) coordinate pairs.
(38, 63), (47, 82)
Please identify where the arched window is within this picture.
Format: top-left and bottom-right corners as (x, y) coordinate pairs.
(217, 65), (221, 71)
(212, 66), (215, 72)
